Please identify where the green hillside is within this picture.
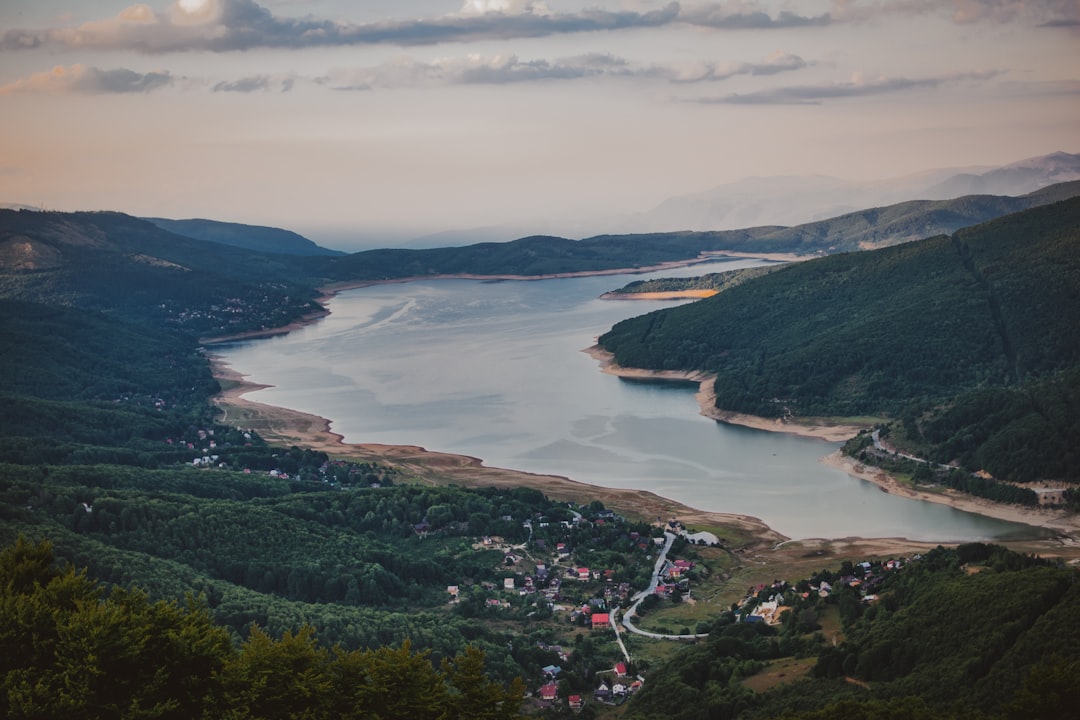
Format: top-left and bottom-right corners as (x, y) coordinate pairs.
(147, 217), (344, 256)
(749, 180), (1080, 254)
(0, 291), (660, 691)
(625, 544), (1080, 720)
(599, 198), (1080, 483)
(0, 211), (323, 336)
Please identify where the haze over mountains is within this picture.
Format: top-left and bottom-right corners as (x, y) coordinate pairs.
(625, 151), (1080, 235)
(78, 179), (1080, 266)
(360, 151), (1080, 248)
(5, 151), (1077, 251)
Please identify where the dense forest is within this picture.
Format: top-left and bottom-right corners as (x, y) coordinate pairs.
(599, 197), (1080, 484)
(606, 264), (782, 295)
(0, 537), (525, 720)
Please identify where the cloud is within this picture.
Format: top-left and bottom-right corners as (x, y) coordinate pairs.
(696, 70), (1001, 105)
(212, 73), (294, 92)
(0, 64), (173, 95)
(321, 50), (809, 89)
(459, 0), (552, 16)
(829, 0), (1080, 27)
(680, 3), (831, 29)
(0, 0), (682, 53)
(3, 0), (1074, 55)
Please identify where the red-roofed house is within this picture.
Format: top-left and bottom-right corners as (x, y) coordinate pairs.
(577, 567), (590, 580)
(591, 613), (610, 629)
(615, 661), (627, 677)
(539, 682), (558, 701)
(569, 695), (583, 709)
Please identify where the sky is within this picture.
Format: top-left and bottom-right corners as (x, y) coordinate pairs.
(1, 0), (1078, 247)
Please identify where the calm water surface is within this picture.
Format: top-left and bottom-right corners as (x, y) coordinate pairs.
(216, 260), (1041, 542)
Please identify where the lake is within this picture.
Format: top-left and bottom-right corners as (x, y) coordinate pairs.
(215, 259), (1041, 542)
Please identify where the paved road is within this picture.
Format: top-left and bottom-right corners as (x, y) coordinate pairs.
(618, 531), (710, 643)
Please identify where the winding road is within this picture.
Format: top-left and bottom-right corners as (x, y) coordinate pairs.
(613, 531), (710, 660)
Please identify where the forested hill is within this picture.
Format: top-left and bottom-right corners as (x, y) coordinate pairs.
(741, 179), (1080, 254)
(0, 210), (324, 336)
(599, 197), (1080, 483)
(146, 217), (344, 256)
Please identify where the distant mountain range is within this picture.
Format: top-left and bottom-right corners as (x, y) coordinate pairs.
(3, 181), (1079, 316)
(623, 151), (1080, 234)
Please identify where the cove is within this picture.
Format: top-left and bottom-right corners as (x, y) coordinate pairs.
(215, 260), (1041, 542)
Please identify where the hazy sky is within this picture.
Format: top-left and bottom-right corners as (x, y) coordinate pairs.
(1, 0), (1077, 245)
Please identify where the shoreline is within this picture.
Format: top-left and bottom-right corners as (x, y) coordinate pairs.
(583, 345), (1080, 539)
(819, 450), (1080, 536)
(583, 345), (864, 442)
(208, 354), (788, 551)
(204, 262), (1080, 560)
(199, 251), (787, 345)
(600, 289), (719, 301)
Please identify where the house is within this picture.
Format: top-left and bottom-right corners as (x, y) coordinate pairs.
(591, 613), (610, 629)
(614, 661), (627, 677)
(568, 695), (583, 709)
(504, 578), (515, 590)
(577, 567), (590, 580)
(594, 682), (611, 702)
(542, 664), (562, 678)
(446, 585), (459, 600)
(750, 600), (784, 625)
(539, 682), (558, 701)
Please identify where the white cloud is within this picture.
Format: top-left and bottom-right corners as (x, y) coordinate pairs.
(322, 50), (809, 89)
(695, 69), (1002, 105)
(459, 0), (551, 16)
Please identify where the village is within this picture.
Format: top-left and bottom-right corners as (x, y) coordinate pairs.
(447, 505), (914, 714)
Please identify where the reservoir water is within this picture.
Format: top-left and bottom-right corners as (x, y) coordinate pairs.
(215, 259), (1040, 542)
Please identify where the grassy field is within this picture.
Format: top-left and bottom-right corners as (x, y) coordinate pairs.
(740, 656), (818, 693)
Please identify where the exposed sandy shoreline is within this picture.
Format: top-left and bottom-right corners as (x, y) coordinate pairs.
(208, 355), (787, 552)
(204, 260), (1080, 562)
(601, 289), (720, 301)
(584, 345), (865, 442)
(820, 450), (1080, 536)
(583, 345), (1080, 541)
